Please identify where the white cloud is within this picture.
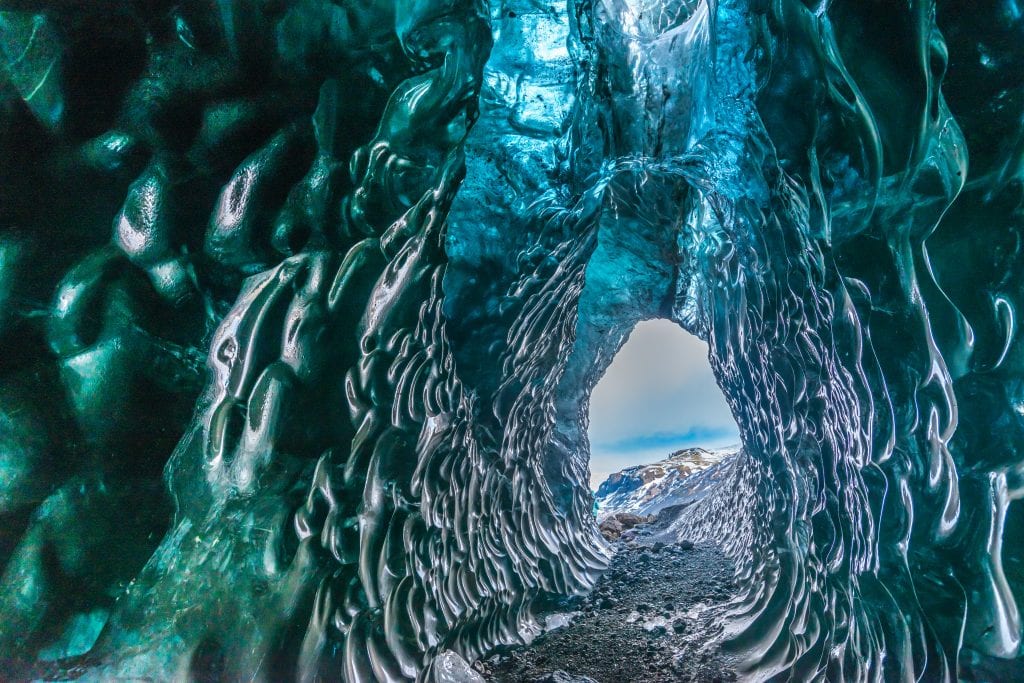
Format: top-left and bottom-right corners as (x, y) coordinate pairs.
(587, 319), (739, 487)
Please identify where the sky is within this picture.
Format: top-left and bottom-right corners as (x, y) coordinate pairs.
(587, 319), (740, 488)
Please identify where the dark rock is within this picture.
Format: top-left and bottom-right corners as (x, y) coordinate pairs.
(599, 512), (657, 540)
(481, 538), (737, 682)
(527, 671), (597, 683)
(656, 502), (693, 523)
(598, 516), (624, 540)
(615, 513), (650, 529)
(678, 539), (695, 550)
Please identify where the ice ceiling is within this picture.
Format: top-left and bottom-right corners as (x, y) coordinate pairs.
(0, 0), (1022, 680)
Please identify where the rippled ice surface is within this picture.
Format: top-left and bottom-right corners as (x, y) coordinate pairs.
(0, 0), (1021, 680)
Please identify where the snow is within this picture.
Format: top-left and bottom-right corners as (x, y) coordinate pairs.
(593, 447), (739, 520)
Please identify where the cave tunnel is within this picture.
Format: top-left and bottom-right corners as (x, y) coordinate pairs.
(0, 0), (1023, 681)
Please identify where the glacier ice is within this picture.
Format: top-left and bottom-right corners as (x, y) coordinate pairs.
(0, 0), (1021, 680)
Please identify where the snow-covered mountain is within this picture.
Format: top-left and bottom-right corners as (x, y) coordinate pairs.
(593, 447), (739, 520)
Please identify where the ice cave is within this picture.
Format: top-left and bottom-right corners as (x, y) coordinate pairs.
(0, 0), (1022, 680)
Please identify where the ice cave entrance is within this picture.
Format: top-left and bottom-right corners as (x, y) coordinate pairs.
(587, 320), (740, 490)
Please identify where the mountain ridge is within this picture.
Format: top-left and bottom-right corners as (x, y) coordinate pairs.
(593, 446), (739, 521)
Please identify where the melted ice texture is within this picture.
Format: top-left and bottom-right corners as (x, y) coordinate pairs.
(0, 0), (1022, 681)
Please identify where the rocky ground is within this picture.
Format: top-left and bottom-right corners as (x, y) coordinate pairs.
(476, 513), (739, 683)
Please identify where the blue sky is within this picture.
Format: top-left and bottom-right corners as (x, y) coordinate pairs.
(587, 320), (740, 488)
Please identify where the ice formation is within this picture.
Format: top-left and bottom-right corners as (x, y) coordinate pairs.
(0, 0), (1021, 680)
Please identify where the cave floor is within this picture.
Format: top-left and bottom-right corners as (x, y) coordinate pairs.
(475, 531), (739, 683)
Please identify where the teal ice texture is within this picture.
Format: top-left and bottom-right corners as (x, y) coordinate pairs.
(0, 0), (1021, 680)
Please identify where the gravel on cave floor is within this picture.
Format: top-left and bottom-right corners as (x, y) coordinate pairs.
(476, 532), (740, 683)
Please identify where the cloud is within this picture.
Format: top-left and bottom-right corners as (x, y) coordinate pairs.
(592, 426), (740, 453)
(586, 319), (739, 488)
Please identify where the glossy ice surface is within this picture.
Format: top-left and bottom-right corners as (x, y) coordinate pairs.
(0, 0), (1021, 680)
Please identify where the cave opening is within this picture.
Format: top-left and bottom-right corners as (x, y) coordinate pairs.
(586, 319), (740, 491)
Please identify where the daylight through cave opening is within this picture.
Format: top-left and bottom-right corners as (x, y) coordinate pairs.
(586, 319), (739, 491)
